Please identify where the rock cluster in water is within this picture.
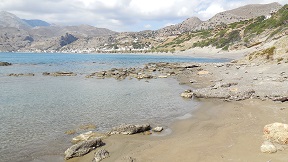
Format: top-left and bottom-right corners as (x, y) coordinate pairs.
(86, 62), (199, 80)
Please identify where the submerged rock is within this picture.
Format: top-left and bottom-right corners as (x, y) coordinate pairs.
(64, 138), (104, 160)
(42, 71), (76, 76)
(72, 131), (107, 144)
(93, 149), (109, 162)
(108, 124), (151, 135)
(8, 73), (35, 77)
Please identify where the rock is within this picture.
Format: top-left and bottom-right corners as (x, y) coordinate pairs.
(108, 124), (151, 135)
(189, 79), (197, 83)
(212, 82), (238, 89)
(64, 138), (104, 160)
(0, 62), (12, 66)
(152, 126), (163, 132)
(53, 71), (77, 76)
(263, 122), (288, 145)
(42, 72), (50, 76)
(268, 96), (288, 102)
(185, 89), (192, 93)
(192, 88), (230, 99)
(72, 131), (107, 144)
(181, 92), (193, 98)
(158, 75), (168, 78)
(65, 130), (77, 135)
(93, 149), (109, 162)
(197, 71), (209, 75)
(42, 71), (76, 76)
(260, 141), (277, 153)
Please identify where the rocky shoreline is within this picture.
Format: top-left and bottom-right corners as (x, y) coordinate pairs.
(3, 58), (288, 161)
(51, 59), (287, 162)
(6, 61), (285, 102)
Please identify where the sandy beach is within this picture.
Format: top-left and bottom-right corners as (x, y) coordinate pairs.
(67, 99), (288, 162)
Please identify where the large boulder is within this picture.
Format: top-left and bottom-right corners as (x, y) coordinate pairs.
(64, 138), (104, 160)
(108, 124), (151, 135)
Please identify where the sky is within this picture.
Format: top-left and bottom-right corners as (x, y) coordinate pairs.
(0, 0), (286, 32)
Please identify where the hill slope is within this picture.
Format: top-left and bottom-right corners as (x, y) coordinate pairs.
(0, 11), (31, 29)
(22, 19), (50, 27)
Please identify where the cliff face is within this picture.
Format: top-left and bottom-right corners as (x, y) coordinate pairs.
(0, 2), (286, 53)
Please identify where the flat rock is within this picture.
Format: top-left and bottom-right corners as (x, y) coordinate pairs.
(64, 138), (104, 160)
(108, 124), (151, 135)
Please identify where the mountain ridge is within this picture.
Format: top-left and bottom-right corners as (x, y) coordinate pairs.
(0, 2), (286, 53)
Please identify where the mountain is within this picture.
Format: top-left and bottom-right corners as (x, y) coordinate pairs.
(0, 3), (286, 53)
(196, 2), (282, 30)
(22, 19), (50, 27)
(156, 17), (202, 36)
(0, 11), (31, 29)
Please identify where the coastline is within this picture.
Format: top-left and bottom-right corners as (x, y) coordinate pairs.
(65, 55), (288, 162)
(2, 46), (257, 60)
(2, 50), (287, 161)
(67, 99), (288, 162)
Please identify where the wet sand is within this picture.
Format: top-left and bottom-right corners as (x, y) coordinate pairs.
(67, 99), (288, 162)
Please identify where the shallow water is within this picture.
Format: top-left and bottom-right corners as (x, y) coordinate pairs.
(0, 53), (227, 162)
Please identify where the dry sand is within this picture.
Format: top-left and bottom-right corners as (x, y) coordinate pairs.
(67, 99), (288, 162)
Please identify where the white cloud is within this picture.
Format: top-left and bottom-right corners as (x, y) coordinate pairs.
(198, 3), (225, 20)
(164, 23), (176, 27)
(0, 0), (286, 32)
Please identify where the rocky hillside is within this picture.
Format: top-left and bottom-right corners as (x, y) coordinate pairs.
(153, 4), (288, 53)
(196, 2), (282, 30)
(0, 2), (286, 53)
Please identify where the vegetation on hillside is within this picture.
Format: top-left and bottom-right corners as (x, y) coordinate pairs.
(151, 4), (288, 52)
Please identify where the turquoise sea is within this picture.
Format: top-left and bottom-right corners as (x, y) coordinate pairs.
(0, 53), (228, 162)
